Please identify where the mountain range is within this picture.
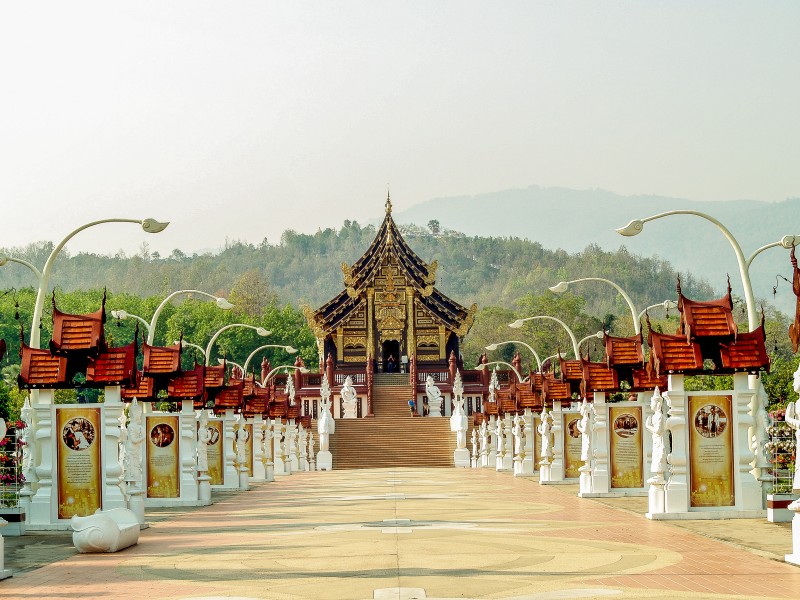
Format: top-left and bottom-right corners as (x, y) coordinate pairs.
(393, 186), (800, 313)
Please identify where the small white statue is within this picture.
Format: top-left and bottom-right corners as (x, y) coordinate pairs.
(285, 375), (297, 407)
(488, 368), (499, 404)
(425, 375), (443, 417)
(479, 420), (488, 453)
(124, 399), (145, 485)
(307, 433), (316, 471)
(450, 397), (468, 449)
(751, 383), (772, 466)
(340, 375), (358, 418)
(784, 364), (800, 490)
(512, 415), (524, 458)
(318, 403), (335, 452)
(471, 429), (478, 459)
(20, 398), (34, 473)
(576, 398), (593, 463)
(235, 416), (248, 469)
(197, 409), (211, 473)
(538, 408), (553, 459)
(645, 387), (668, 479)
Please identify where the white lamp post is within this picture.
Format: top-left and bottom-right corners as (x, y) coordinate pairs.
(486, 341), (542, 372)
(242, 345), (298, 375)
(508, 315), (580, 358)
(550, 278), (641, 334)
(204, 324), (270, 366)
(258, 365), (311, 388)
(476, 361), (527, 383)
(0, 218), (168, 349)
(617, 210), (798, 331)
(175, 340), (207, 361)
(112, 290), (233, 345)
(638, 300), (678, 324)
(217, 358), (244, 375)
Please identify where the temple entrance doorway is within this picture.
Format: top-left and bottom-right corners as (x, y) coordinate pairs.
(382, 340), (400, 372)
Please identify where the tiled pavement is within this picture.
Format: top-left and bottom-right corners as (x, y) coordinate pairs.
(2, 468), (799, 599)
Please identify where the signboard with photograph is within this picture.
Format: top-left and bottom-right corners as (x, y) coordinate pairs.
(609, 406), (644, 489)
(689, 394), (735, 508)
(146, 415), (180, 498)
(56, 407), (102, 519)
(206, 419), (225, 485)
(563, 412), (582, 479)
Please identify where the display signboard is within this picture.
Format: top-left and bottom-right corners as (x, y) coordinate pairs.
(56, 407), (102, 519)
(689, 395), (735, 508)
(609, 406), (644, 489)
(146, 415), (180, 498)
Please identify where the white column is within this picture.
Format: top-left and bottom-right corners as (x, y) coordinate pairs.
(520, 409), (535, 476)
(486, 415), (497, 468)
(734, 373), (762, 511)
(786, 500), (800, 566)
(590, 393), (609, 495)
(664, 375), (689, 514)
(29, 390), (54, 526)
(102, 387), (126, 510)
(502, 414), (514, 471)
(180, 400), (199, 502)
(252, 416), (266, 481)
(549, 402), (564, 483)
(223, 409), (238, 487)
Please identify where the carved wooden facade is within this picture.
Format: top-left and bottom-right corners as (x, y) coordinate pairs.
(306, 197), (477, 370)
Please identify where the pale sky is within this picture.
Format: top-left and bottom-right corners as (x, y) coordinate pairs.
(2, 2), (798, 256)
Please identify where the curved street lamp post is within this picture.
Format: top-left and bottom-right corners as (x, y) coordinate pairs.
(0, 218), (169, 349)
(617, 210), (798, 331)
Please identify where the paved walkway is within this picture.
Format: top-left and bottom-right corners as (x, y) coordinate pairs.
(2, 468), (800, 599)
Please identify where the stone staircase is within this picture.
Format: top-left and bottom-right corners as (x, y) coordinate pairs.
(328, 382), (462, 469)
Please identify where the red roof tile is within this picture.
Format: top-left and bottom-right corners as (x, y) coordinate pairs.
(142, 342), (181, 376)
(49, 294), (105, 355)
(604, 333), (644, 367)
(719, 325), (770, 373)
(85, 340), (137, 387)
(122, 374), (155, 401)
(678, 280), (736, 341)
(168, 366), (205, 400)
(559, 358), (583, 382)
(648, 330), (704, 376)
(18, 343), (69, 389)
(581, 359), (620, 392)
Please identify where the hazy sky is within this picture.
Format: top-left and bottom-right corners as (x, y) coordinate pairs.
(2, 2), (798, 256)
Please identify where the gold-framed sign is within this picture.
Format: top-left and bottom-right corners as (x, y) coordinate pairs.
(56, 407), (102, 519)
(609, 406), (644, 489)
(689, 394), (735, 508)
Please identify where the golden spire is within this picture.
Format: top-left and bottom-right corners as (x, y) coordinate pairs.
(385, 189), (392, 214)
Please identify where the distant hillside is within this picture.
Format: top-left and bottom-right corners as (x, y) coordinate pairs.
(393, 186), (800, 312)
(0, 221), (715, 327)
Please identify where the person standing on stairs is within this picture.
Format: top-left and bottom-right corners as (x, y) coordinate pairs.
(408, 398), (416, 416)
(387, 354), (396, 373)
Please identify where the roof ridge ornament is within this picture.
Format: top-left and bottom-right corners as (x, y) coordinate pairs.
(385, 190), (392, 215)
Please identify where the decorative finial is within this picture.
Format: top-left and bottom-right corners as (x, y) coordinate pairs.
(385, 189), (392, 214)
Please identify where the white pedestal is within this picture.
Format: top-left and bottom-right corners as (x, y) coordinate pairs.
(454, 448), (470, 468)
(646, 478), (666, 518)
(539, 461), (552, 483)
(786, 507), (800, 566)
(0, 518), (12, 580)
(317, 450), (333, 471)
(198, 473), (211, 503)
(126, 486), (146, 526)
(579, 466), (592, 495)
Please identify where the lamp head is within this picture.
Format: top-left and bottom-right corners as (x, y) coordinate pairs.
(216, 297), (234, 310)
(485, 343), (498, 351)
(285, 346), (298, 354)
(509, 320), (524, 329)
(594, 330), (604, 339)
(255, 327), (270, 336)
(475, 364), (486, 371)
(781, 234), (798, 249)
(299, 367), (310, 374)
(663, 300), (677, 310)
(141, 219), (170, 234)
(549, 281), (569, 294)
(111, 309), (128, 319)
(217, 358), (225, 365)
(0, 254), (7, 266)
(616, 219), (644, 236)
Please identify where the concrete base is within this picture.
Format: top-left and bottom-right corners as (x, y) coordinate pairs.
(453, 448), (470, 468)
(785, 553), (800, 567)
(579, 490), (649, 498)
(317, 451), (333, 471)
(540, 479), (578, 486)
(198, 474), (212, 504)
(144, 498), (210, 507)
(0, 509), (25, 536)
(647, 510), (766, 521)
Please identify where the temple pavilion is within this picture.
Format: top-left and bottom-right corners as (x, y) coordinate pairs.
(305, 196), (477, 374)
